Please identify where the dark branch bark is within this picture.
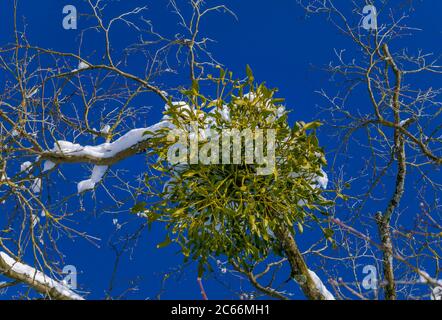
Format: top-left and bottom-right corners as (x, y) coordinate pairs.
(274, 225), (331, 300)
(375, 44), (408, 300)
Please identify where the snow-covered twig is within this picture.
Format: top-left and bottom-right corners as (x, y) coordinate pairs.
(41, 120), (172, 166)
(0, 251), (84, 300)
(307, 269), (335, 300)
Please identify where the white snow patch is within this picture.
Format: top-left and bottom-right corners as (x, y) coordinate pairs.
(90, 165), (108, 182)
(30, 213), (40, 228)
(43, 160), (56, 172)
(217, 105), (231, 122)
(0, 251), (83, 300)
(315, 169), (328, 189)
(418, 270), (442, 286)
(26, 87), (39, 99)
(20, 161), (33, 173)
(53, 121), (171, 160)
(77, 179), (95, 194)
(77, 165), (108, 193)
(288, 169), (328, 190)
(418, 270), (442, 300)
(31, 178), (42, 194)
(78, 61), (89, 70)
(308, 269), (335, 300)
(432, 287), (442, 300)
(399, 118), (410, 127)
(100, 125), (111, 134)
(50, 118), (173, 193)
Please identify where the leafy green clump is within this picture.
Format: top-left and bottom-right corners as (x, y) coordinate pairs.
(136, 68), (331, 274)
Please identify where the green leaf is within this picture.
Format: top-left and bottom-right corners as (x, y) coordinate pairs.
(157, 235), (172, 249)
(303, 121), (322, 130)
(183, 171), (197, 178)
(192, 79), (199, 93)
(131, 201), (146, 213)
(249, 215), (256, 229)
(323, 228), (334, 240)
(297, 222), (304, 234)
(198, 262), (205, 278)
(246, 64), (254, 82)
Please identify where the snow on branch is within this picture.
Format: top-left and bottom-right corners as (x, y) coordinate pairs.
(41, 120), (172, 166)
(77, 165), (108, 193)
(0, 251), (84, 300)
(418, 270), (442, 300)
(308, 269), (335, 300)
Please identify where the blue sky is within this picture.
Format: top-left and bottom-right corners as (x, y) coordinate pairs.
(0, 0), (441, 300)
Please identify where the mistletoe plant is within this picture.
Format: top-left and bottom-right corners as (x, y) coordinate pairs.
(135, 67), (334, 299)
